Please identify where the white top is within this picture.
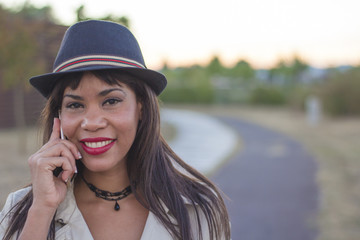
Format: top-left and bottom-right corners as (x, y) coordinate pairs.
(0, 184), (210, 240)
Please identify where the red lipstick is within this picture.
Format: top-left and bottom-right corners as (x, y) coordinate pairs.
(80, 137), (116, 155)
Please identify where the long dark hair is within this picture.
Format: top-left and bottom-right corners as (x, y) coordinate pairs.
(2, 70), (230, 240)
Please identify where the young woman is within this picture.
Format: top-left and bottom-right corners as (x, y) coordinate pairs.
(0, 20), (230, 240)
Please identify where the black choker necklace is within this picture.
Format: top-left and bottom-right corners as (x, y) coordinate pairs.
(81, 175), (132, 211)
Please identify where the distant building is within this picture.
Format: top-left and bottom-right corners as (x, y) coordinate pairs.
(0, 85), (45, 128)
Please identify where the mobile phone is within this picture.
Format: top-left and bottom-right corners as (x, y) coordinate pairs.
(59, 111), (65, 140)
(60, 125), (65, 140)
(54, 111), (65, 177)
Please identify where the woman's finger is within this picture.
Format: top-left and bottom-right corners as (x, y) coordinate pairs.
(49, 118), (61, 141)
(34, 155), (74, 183)
(30, 143), (77, 174)
(38, 138), (81, 162)
(30, 155), (73, 209)
(41, 117), (81, 162)
(60, 140), (82, 160)
(58, 141), (80, 173)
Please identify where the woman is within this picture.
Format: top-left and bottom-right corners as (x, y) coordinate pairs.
(0, 20), (230, 240)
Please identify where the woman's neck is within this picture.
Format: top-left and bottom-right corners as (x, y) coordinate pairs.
(80, 167), (131, 193)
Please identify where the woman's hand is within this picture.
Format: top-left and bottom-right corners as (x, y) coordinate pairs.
(28, 118), (80, 210)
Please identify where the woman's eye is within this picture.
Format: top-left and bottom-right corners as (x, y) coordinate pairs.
(103, 98), (121, 106)
(66, 102), (83, 109)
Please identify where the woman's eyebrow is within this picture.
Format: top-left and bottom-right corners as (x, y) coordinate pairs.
(99, 88), (126, 97)
(63, 94), (83, 100)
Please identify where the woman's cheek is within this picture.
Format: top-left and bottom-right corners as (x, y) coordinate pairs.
(61, 117), (79, 140)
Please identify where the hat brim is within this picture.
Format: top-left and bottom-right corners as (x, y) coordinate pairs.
(29, 65), (167, 98)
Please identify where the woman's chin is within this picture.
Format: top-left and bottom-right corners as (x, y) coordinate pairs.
(80, 157), (126, 174)
(81, 160), (114, 173)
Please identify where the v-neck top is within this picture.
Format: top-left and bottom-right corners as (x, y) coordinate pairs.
(1, 184), (210, 239)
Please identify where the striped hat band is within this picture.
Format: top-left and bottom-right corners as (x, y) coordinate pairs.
(54, 55), (146, 73)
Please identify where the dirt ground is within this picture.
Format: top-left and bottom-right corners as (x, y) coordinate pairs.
(1, 105), (360, 240)
(0, 127), (40, 206)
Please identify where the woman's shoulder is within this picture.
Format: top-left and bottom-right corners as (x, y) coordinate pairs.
(5, 186), (32, 206)
(0, 186), (32, 236)
(1, 186), (32, 216)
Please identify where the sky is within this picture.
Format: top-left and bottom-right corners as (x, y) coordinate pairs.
(1, 0), (359, 70)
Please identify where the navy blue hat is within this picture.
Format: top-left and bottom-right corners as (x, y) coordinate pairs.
(29, 20), (167, 98)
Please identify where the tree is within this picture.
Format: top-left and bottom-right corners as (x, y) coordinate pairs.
(207, 55), (225, 76)
(268, 59), (291, 85)
(0, 4), (54, 152)
(230, 59), (255, 81)
(76, 5), (130, 28)
(268, 55), (308, 86)
(289, 55), (308, 83)
(76, 5), (87, 22)
(17, 1), (55, 22)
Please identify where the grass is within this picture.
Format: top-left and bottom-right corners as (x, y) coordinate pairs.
(1, 105), (360, 240)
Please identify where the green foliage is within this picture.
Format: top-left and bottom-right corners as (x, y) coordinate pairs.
(249, 86), (287, 105)
(0, 3), (61, 147)
(159, 55), (310, 106)
(76, 5), (130, 28)
(160, 87), (213, 103)
(318, 68), (360, 116)
(16, 2), (54, 22)
(2, 1), (55, 22)
(76, 5), (87, 22)
(160, 56), (259, 104)
(269, 55), (308, 85)
(229, 60), (255, 80)
(206, 56), (225, 76)
(160, 54), (358, 115)
(287, 86), (314, 111)
(290, 55), (308, 79)
(159, 66), (214, 103)
(0, 4), (48, 89)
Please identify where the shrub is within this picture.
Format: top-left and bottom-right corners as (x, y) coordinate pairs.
(159, 87), (214, 104)
(249, 86), (286, 105)
(319, 69), (360, 116)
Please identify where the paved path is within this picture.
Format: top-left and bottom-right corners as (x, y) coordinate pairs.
(161, 109), (238, 174)
(211, 116), (318, 240)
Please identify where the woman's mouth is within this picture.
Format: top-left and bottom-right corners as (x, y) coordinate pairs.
(80, 137), (116, 155)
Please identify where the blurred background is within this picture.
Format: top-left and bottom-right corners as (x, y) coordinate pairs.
(0, 0), (359, 239)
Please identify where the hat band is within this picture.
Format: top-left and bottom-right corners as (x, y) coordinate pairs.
(54, 55), (146, 73)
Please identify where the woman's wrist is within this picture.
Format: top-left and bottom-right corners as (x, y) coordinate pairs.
(32, 193), (62, 211)
(18, 205), (56, 240)
(29, 203), (57, 217)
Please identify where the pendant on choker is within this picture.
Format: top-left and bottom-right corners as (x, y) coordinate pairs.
(114, 201), (120, 211)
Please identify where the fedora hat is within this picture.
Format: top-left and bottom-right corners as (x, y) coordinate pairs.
(29, 20), (167, 98)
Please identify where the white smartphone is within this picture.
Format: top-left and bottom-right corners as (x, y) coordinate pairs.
(60, 126), (65, 140)
(59, 111), (65, 140)
(54, 111), (65, 177)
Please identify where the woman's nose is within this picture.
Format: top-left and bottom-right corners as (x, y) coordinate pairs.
(81, 110), (107, 131)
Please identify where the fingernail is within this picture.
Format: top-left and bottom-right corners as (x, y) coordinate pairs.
(75, 168), (78, 174)
(64, 178), (68, 183)
(77, 152), (82, 159)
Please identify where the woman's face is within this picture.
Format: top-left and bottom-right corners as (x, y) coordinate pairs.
(60, 72), (141, 173)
